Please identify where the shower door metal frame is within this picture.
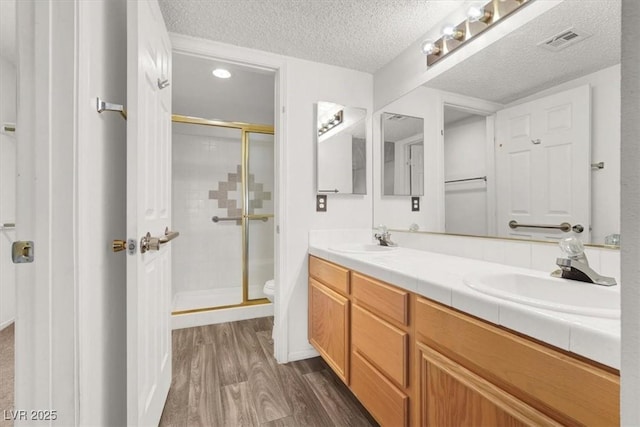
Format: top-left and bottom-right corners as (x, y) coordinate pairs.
(171, 114), (275, 316)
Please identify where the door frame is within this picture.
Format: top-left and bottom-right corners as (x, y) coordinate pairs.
(15, 0), (80, 423)
(170, 34), (289, 362)
(439, 95), (501, 235)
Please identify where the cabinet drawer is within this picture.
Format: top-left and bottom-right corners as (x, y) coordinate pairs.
(351, 350), (408, 427)
(415, 297), (620, 426)
(352, 272), (409, 326)
(352, 304), (408, 387)
(309, 256), (349, 295)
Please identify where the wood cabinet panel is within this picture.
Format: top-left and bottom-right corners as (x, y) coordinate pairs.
(352, 304), (409, 387)
(351, 350), (409, 427)
(415, 297), (620, 426)
(308, 278), (349, 383)
(419, 342), (561, 427)
(309, 256), (349, 295)
(351, 272), (409, 326)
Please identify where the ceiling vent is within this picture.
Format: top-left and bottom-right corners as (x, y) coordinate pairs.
(538, 27), (592, 52)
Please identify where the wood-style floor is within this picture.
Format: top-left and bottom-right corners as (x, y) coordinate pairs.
(160, 317), (378, 427)
(0, 323), (14, 427)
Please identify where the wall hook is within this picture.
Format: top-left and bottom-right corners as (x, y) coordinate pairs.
(96, 97), (127, 120)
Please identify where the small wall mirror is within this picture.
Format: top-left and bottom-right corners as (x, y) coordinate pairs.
(316, 101), (367, 195)
(382, 113), (424, 196)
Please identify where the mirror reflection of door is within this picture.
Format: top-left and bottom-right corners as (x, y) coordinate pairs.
(382, 113), (424, 196)
(443, 106), (492, 236)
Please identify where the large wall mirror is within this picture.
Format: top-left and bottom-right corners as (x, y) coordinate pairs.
(374, 0), (620, 246)
(382, 113), (424, 196)
(317, 101), (367, 194)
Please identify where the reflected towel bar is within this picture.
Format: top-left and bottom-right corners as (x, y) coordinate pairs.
(509, 220), (572, 232)
(445, 176), (487, 184)
(212, 216), (269, 223)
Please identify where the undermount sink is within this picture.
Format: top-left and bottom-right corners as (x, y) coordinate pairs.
(463, 272), (620, 319)
(329, 243), (398, 254)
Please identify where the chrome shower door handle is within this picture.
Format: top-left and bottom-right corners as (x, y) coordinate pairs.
(140, 227), (180, 254)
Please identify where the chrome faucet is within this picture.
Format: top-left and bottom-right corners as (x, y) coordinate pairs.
(552, 237), (616, 286)
(374, 225), (397, 247)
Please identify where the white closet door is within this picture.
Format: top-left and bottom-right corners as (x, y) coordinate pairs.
(495, 85), (591, 242)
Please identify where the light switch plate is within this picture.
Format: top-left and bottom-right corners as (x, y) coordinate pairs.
(317, 195), (327, 212)
(411, 197), (420, 212)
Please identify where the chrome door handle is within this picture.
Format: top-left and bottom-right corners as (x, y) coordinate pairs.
(140, 227), (180, 254)
(157, 78), (170, 89)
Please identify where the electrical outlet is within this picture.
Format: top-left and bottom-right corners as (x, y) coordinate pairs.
(411, 197), (420, 212)
(316, 195), (327, 212)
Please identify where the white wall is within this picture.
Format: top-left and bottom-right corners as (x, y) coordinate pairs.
(444, 115), (488, 236)
(76, 0), (127, 424)
(0, 55), (16, 330)
(621, 0), (640, 424)
(507, 64), (621, 244)
(284, 58), (373, 360)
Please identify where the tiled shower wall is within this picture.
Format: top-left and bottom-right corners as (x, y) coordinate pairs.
(171, 124), (274, 309)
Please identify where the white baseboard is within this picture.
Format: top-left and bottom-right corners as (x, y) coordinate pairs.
(171, 302), (274, 330)
(287, 346), (320, 362)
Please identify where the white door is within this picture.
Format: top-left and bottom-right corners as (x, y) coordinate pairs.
(495, 85), (591, 241)
(127, 1), (173, 425)
(409, 143), (424, 195)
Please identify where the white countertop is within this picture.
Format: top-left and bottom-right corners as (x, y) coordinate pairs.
(309, 243), (620, 370)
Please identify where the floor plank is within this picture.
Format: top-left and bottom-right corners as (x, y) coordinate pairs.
(304, 369), (378, 427)
(0, 323), (14, 427)
(187, 344), (223, 426)
(220, 382), (259, 426)
(213, 322), (248, 387)
(159, 328), (194, 427)
(232, 320), (291, 424)
(256, 331), (333, 427)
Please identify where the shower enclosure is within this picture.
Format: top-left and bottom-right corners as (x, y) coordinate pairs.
(171, 114), (274, 314)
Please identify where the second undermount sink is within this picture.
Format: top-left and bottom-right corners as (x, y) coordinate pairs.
(329, 243), (398, 254)
(463, 272), (620, 319)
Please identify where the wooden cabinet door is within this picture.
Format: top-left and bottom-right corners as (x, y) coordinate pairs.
(309, 278), (350, 383)
(418, 343), (561, 427)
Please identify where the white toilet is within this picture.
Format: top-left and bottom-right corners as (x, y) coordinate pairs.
(263, 279), (275, 302)
(263, 279), (276, 338)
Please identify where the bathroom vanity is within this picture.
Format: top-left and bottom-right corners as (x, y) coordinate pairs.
(307, 248), (620, 426)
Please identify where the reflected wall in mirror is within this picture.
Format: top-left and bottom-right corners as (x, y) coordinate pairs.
(374, 0), (620, 246)
(382, 113), (424, 196)
(317, 101), (367, 194)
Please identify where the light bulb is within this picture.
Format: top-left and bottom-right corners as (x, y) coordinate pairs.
(420, 40), (440, 56)
(442, 25), (464, 41)
(212, 68), (232, 79)
(467, 4), (492, 23)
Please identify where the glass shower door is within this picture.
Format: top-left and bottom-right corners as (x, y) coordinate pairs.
(171, 122), (244, 312)
(246, 132), (275, 300)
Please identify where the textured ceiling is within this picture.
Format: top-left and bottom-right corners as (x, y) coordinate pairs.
(424, 0), (621, 104)
(158, 0), (463, 73)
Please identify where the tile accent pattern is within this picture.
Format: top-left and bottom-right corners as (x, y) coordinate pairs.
(209, 165), (272, 225)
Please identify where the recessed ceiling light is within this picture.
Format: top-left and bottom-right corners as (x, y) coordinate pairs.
(212, 68), (231, 79)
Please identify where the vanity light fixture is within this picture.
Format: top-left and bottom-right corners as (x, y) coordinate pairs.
(422, 0), (533, 67)
(212, 68), (232, 79)
(318, 110), (343, 136)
